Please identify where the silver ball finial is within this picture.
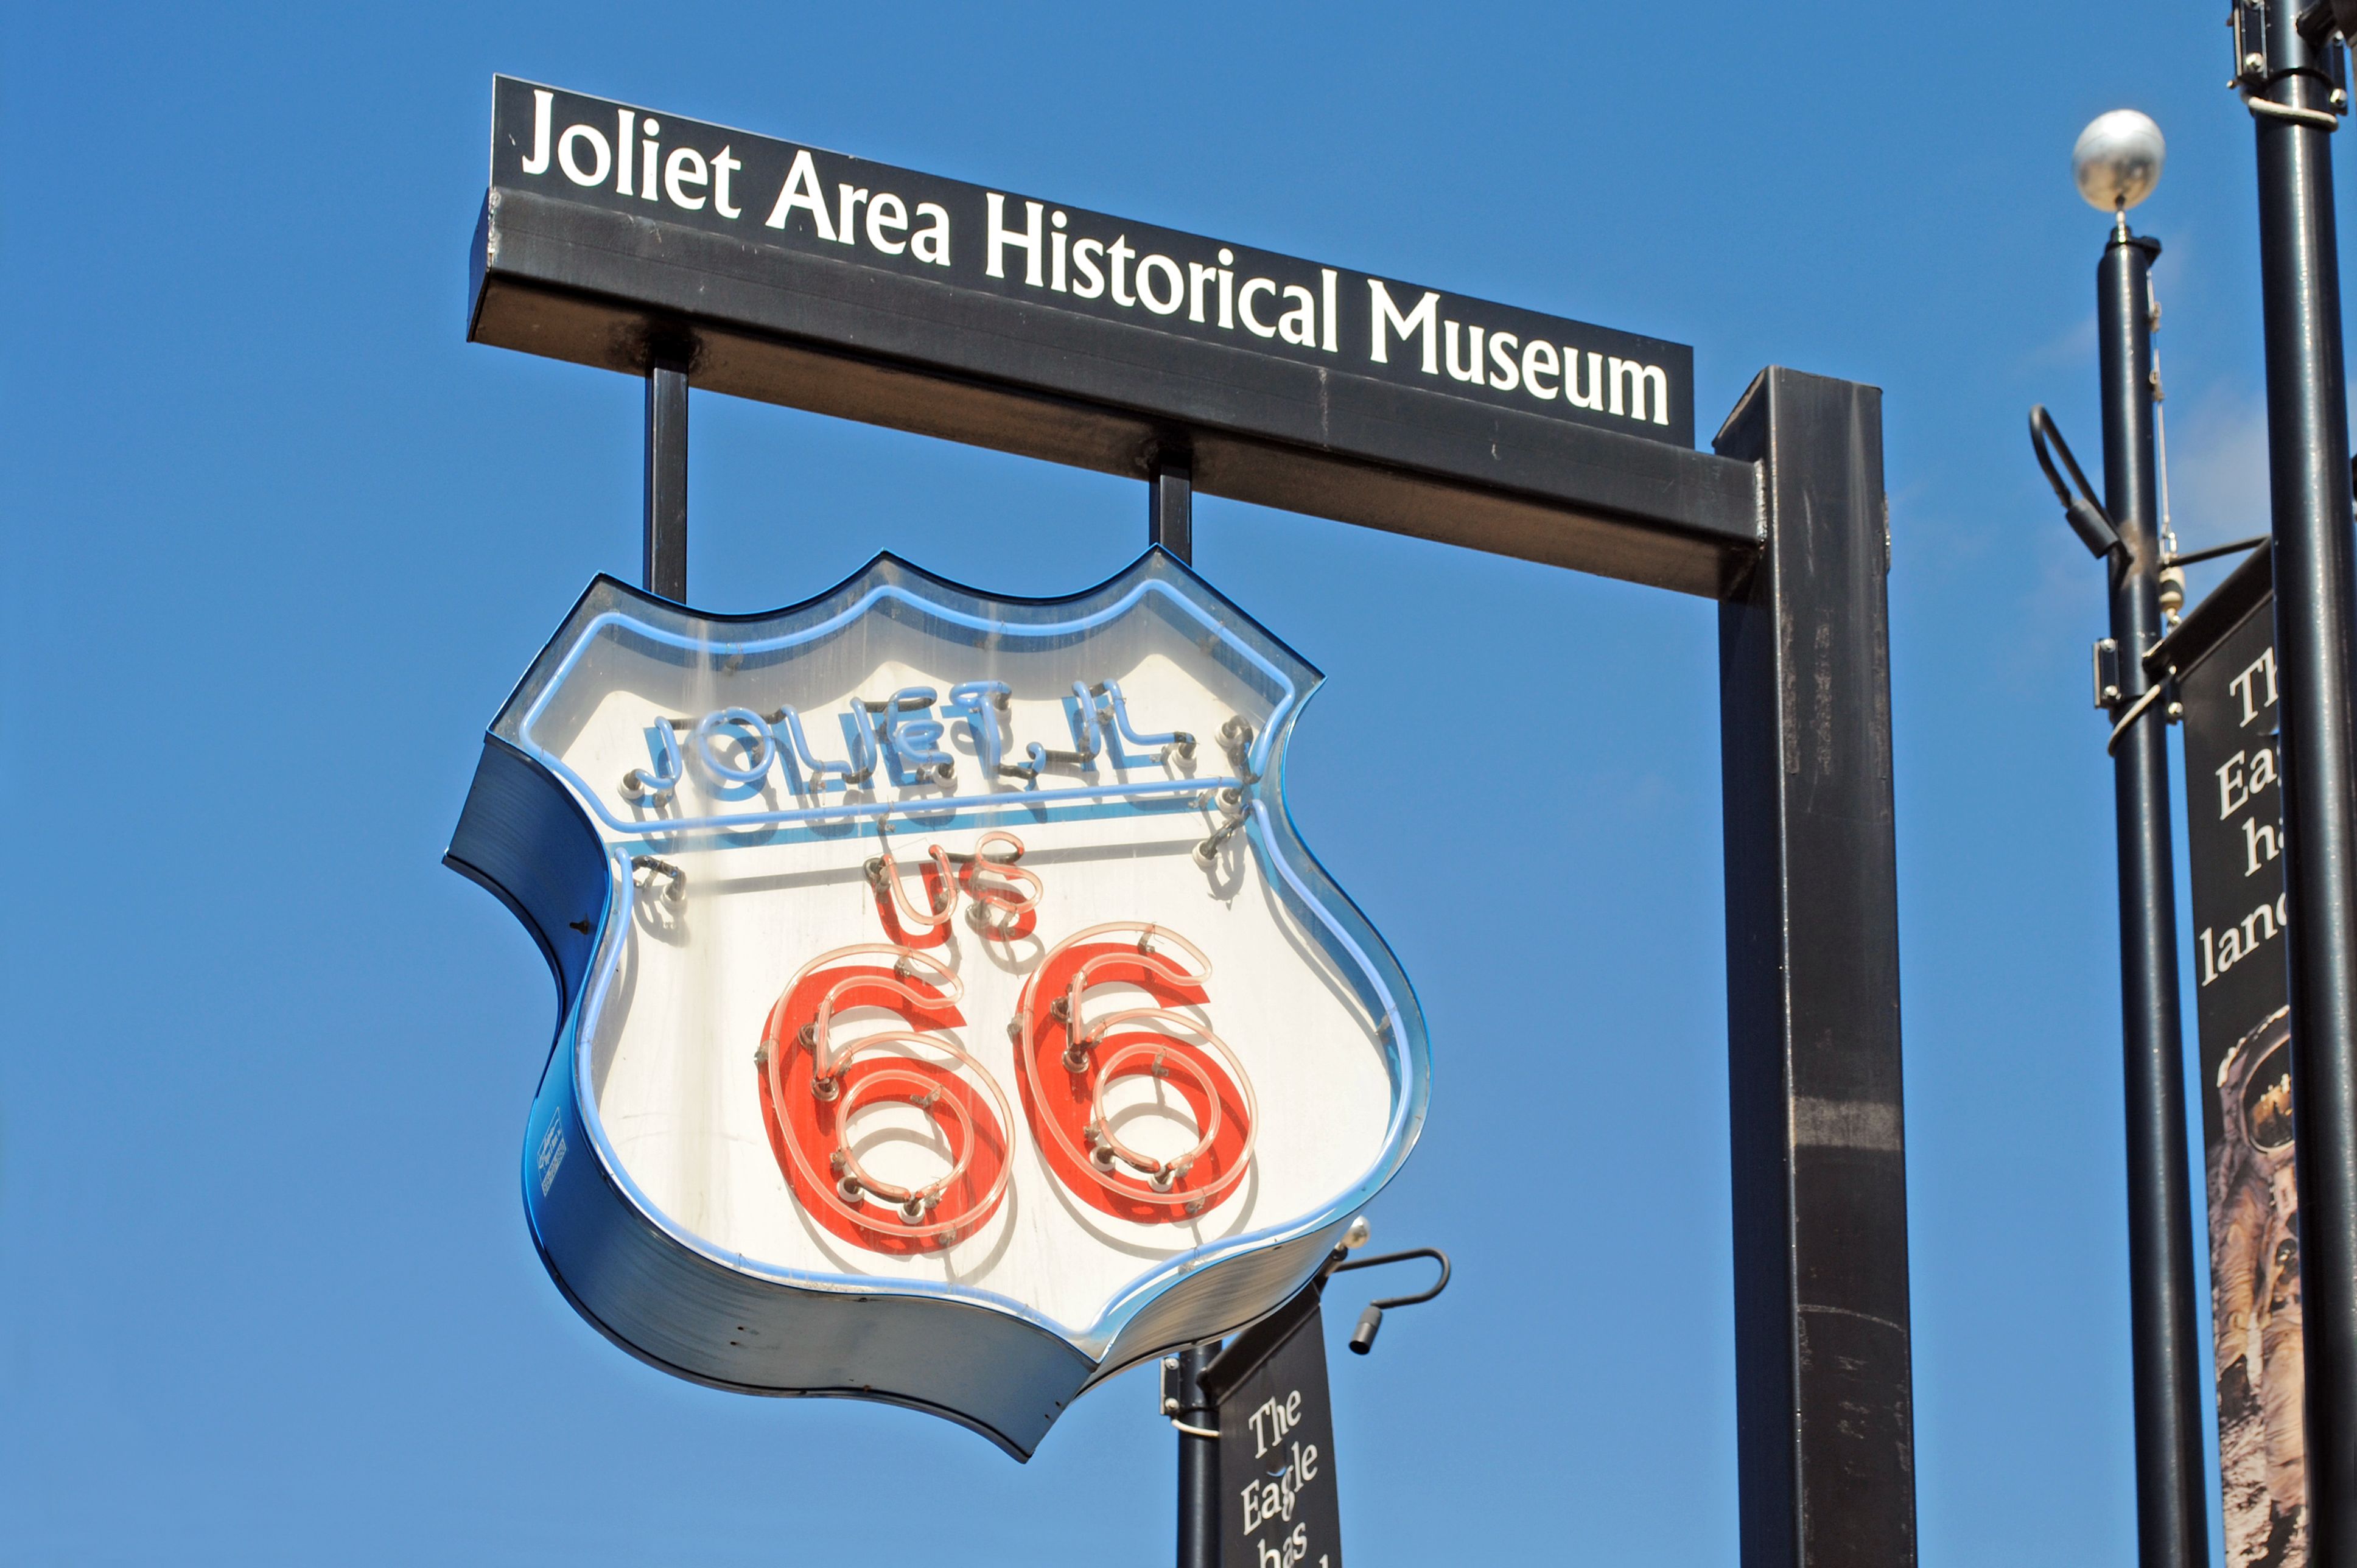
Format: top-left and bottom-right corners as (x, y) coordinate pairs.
(2073, 110), (2166, 213)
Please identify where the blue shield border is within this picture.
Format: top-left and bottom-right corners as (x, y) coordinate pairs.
(445, 548), (1431, 1456)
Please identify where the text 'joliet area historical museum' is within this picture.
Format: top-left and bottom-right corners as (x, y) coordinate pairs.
(52, 5), (2357, 1566)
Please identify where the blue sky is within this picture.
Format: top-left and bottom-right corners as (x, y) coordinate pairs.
(0, 2), (2327, 1563)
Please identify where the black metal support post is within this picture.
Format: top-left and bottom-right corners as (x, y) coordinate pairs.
(2098, 228), (2210, 1568)
(1174, 1341), (1218, 1568)
(644, 353), (688, 600)
(1155, 455), (1210, 1568)
(1715, 369), (1914, 1568)
(2252, 4), (2357, 1552)
(1150, 452), (1193, 564)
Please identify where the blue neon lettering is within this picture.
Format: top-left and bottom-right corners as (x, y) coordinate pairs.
(772, 705), (869, 791)
(646, 675), (1189, 800)
(1066, 681), (1104, 758)
(947, 681), (1012, 773)
(693, 707), (777, 785)
(639, 722), (684, 792)
(1096, 679), (1186, 750)
(839, 710), (877, 782)
(879, 686), (953, 773)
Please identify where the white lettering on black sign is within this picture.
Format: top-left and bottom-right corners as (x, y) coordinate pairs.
(491, 77), (1696, 448)
(2196, 643), (2288, 989)
(1213, 1304), (1345, 1568)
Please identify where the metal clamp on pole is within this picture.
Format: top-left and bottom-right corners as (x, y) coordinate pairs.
(2246, 91), (2342, 128)
(2106, 682), (2172, 756)
(2233, 0), (2351, 127)
(1160, 1351), (1220, 1443)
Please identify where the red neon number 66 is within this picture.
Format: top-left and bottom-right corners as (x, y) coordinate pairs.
(755, 833), (1255, 1250)
(1014, 923), (1256, 1223)
(756, 944), (1013, 1255)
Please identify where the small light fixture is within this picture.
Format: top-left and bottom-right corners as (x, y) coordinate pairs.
(2073, 110), (2166, 215)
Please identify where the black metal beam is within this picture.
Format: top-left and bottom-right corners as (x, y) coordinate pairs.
(2251, 3), (2357, 1549)
(2096, 228), (2210, 1568)
(1716, 368), (1914, 1568)
(644, 353), (688, 601)
(1149, 452), (1193, 565)
(469, 189), (1761, 598)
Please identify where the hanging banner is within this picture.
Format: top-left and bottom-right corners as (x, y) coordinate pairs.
(1200, 1292), (1345, 1568)
(444, 550), (1429, 1458)
(2168, 561), (2303, 1566)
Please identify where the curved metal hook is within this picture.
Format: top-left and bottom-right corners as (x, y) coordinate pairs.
(1328, 1244), (1452, 1355)
(1328, 1245), (1452, 1309)
(2028, 405), (2125, 559)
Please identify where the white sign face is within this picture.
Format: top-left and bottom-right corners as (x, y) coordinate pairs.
(448, 551), (1428, 1457)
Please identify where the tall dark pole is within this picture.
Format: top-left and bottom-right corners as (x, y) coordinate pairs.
(2250, 3), (2357, 1554)
(2098, 225), (2210, 1568)
(1716, 368), (1914, 1567)
(1149, 452), (1216, 1568)
(1174, 1342), (1218, 1568)
(645, 350), (688, 600)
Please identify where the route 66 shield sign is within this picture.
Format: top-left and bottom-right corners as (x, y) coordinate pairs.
(445, 549), (1429, 1457)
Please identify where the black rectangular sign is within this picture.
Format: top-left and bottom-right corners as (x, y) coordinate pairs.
(2170, 564), (2305, 1567)
(487, 77), (1692, 447)
(470, 78), (1756, 598)
(1200, 1297), (1344, 1568)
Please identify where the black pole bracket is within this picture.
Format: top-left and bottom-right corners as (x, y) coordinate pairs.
(1326, 1245), (1451, 1356)
(2031, 405), (2126, 560)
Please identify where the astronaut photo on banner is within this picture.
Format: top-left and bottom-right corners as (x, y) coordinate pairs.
(2210, 1008), (2303, 1568)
